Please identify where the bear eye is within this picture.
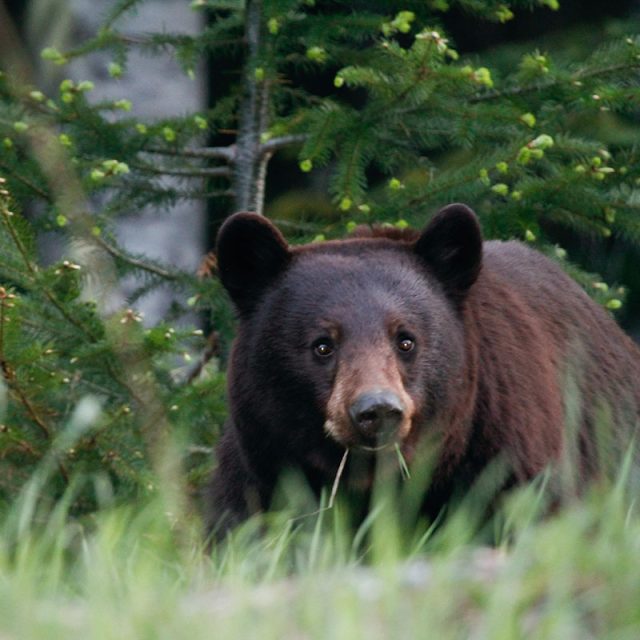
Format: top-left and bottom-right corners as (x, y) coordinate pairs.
(397, 334), (415, 353)
(312, 339), (334, 358)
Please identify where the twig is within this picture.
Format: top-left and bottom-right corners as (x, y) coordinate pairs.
(0, 163), (52, 201)
(133, 184), (234, 200)
(144, 145), (236, 162)
(178, 189), (234, 200)
(259, 134), (308, 156)
(92, 235), (180, 280)
(10, 384), (52, 440)
(183, 331), (220, 384)
(131, 164), (232, 179)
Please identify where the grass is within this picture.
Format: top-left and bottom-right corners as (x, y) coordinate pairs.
(1, 453), (640, 640)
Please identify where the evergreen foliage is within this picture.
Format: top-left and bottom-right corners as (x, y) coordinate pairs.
(0, 0), (640, 511)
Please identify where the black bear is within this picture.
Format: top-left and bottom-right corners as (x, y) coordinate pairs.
(206, 203), (640, 535)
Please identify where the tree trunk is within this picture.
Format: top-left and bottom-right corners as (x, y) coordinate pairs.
(233, 0), (270, 215)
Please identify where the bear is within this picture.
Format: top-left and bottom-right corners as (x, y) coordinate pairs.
(205, 203), (640, 536)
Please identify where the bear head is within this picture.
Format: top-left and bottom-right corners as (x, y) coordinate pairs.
(215, 204), (482, 473)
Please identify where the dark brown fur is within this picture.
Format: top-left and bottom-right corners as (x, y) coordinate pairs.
(206, 204), (640, 536)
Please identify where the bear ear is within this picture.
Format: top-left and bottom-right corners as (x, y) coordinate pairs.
(414, 203), (483, 300)
(216, 212), (291, 315)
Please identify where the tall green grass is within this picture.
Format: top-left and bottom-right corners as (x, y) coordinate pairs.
(1, 441), (640, 640)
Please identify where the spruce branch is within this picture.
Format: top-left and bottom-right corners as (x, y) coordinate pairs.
(472, 61), (640, 104)
(0, 200), (90, 340)
(337, 136), (365, 201)
(3, 429), (39, 458)
(0, 32), (189, 515)
(92, 235), (181, 281)
(404, 144), (526, 209)
(0, 163), (51, 201)
(0, 207), (38, 285)
(0, 283), (69, 482)
(7, 378), (52, 442)
(2, 205), (99, 342)
(104, 0), (144, 31)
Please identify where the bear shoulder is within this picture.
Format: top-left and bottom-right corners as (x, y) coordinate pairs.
(483, 239), (576, 289)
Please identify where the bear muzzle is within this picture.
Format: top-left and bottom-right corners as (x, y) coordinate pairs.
(323, 352), (416, 451)
(348, 390), (406, 450)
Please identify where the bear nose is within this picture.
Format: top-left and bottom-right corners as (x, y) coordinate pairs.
(348, 391), (405, 446)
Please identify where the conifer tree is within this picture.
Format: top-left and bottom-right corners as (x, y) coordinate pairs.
(0, 0), (639, 510)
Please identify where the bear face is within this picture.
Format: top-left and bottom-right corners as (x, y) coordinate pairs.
(216, 205), (481, 465)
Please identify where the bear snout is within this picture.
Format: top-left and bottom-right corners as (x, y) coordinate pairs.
(348, 390), (405, 450)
